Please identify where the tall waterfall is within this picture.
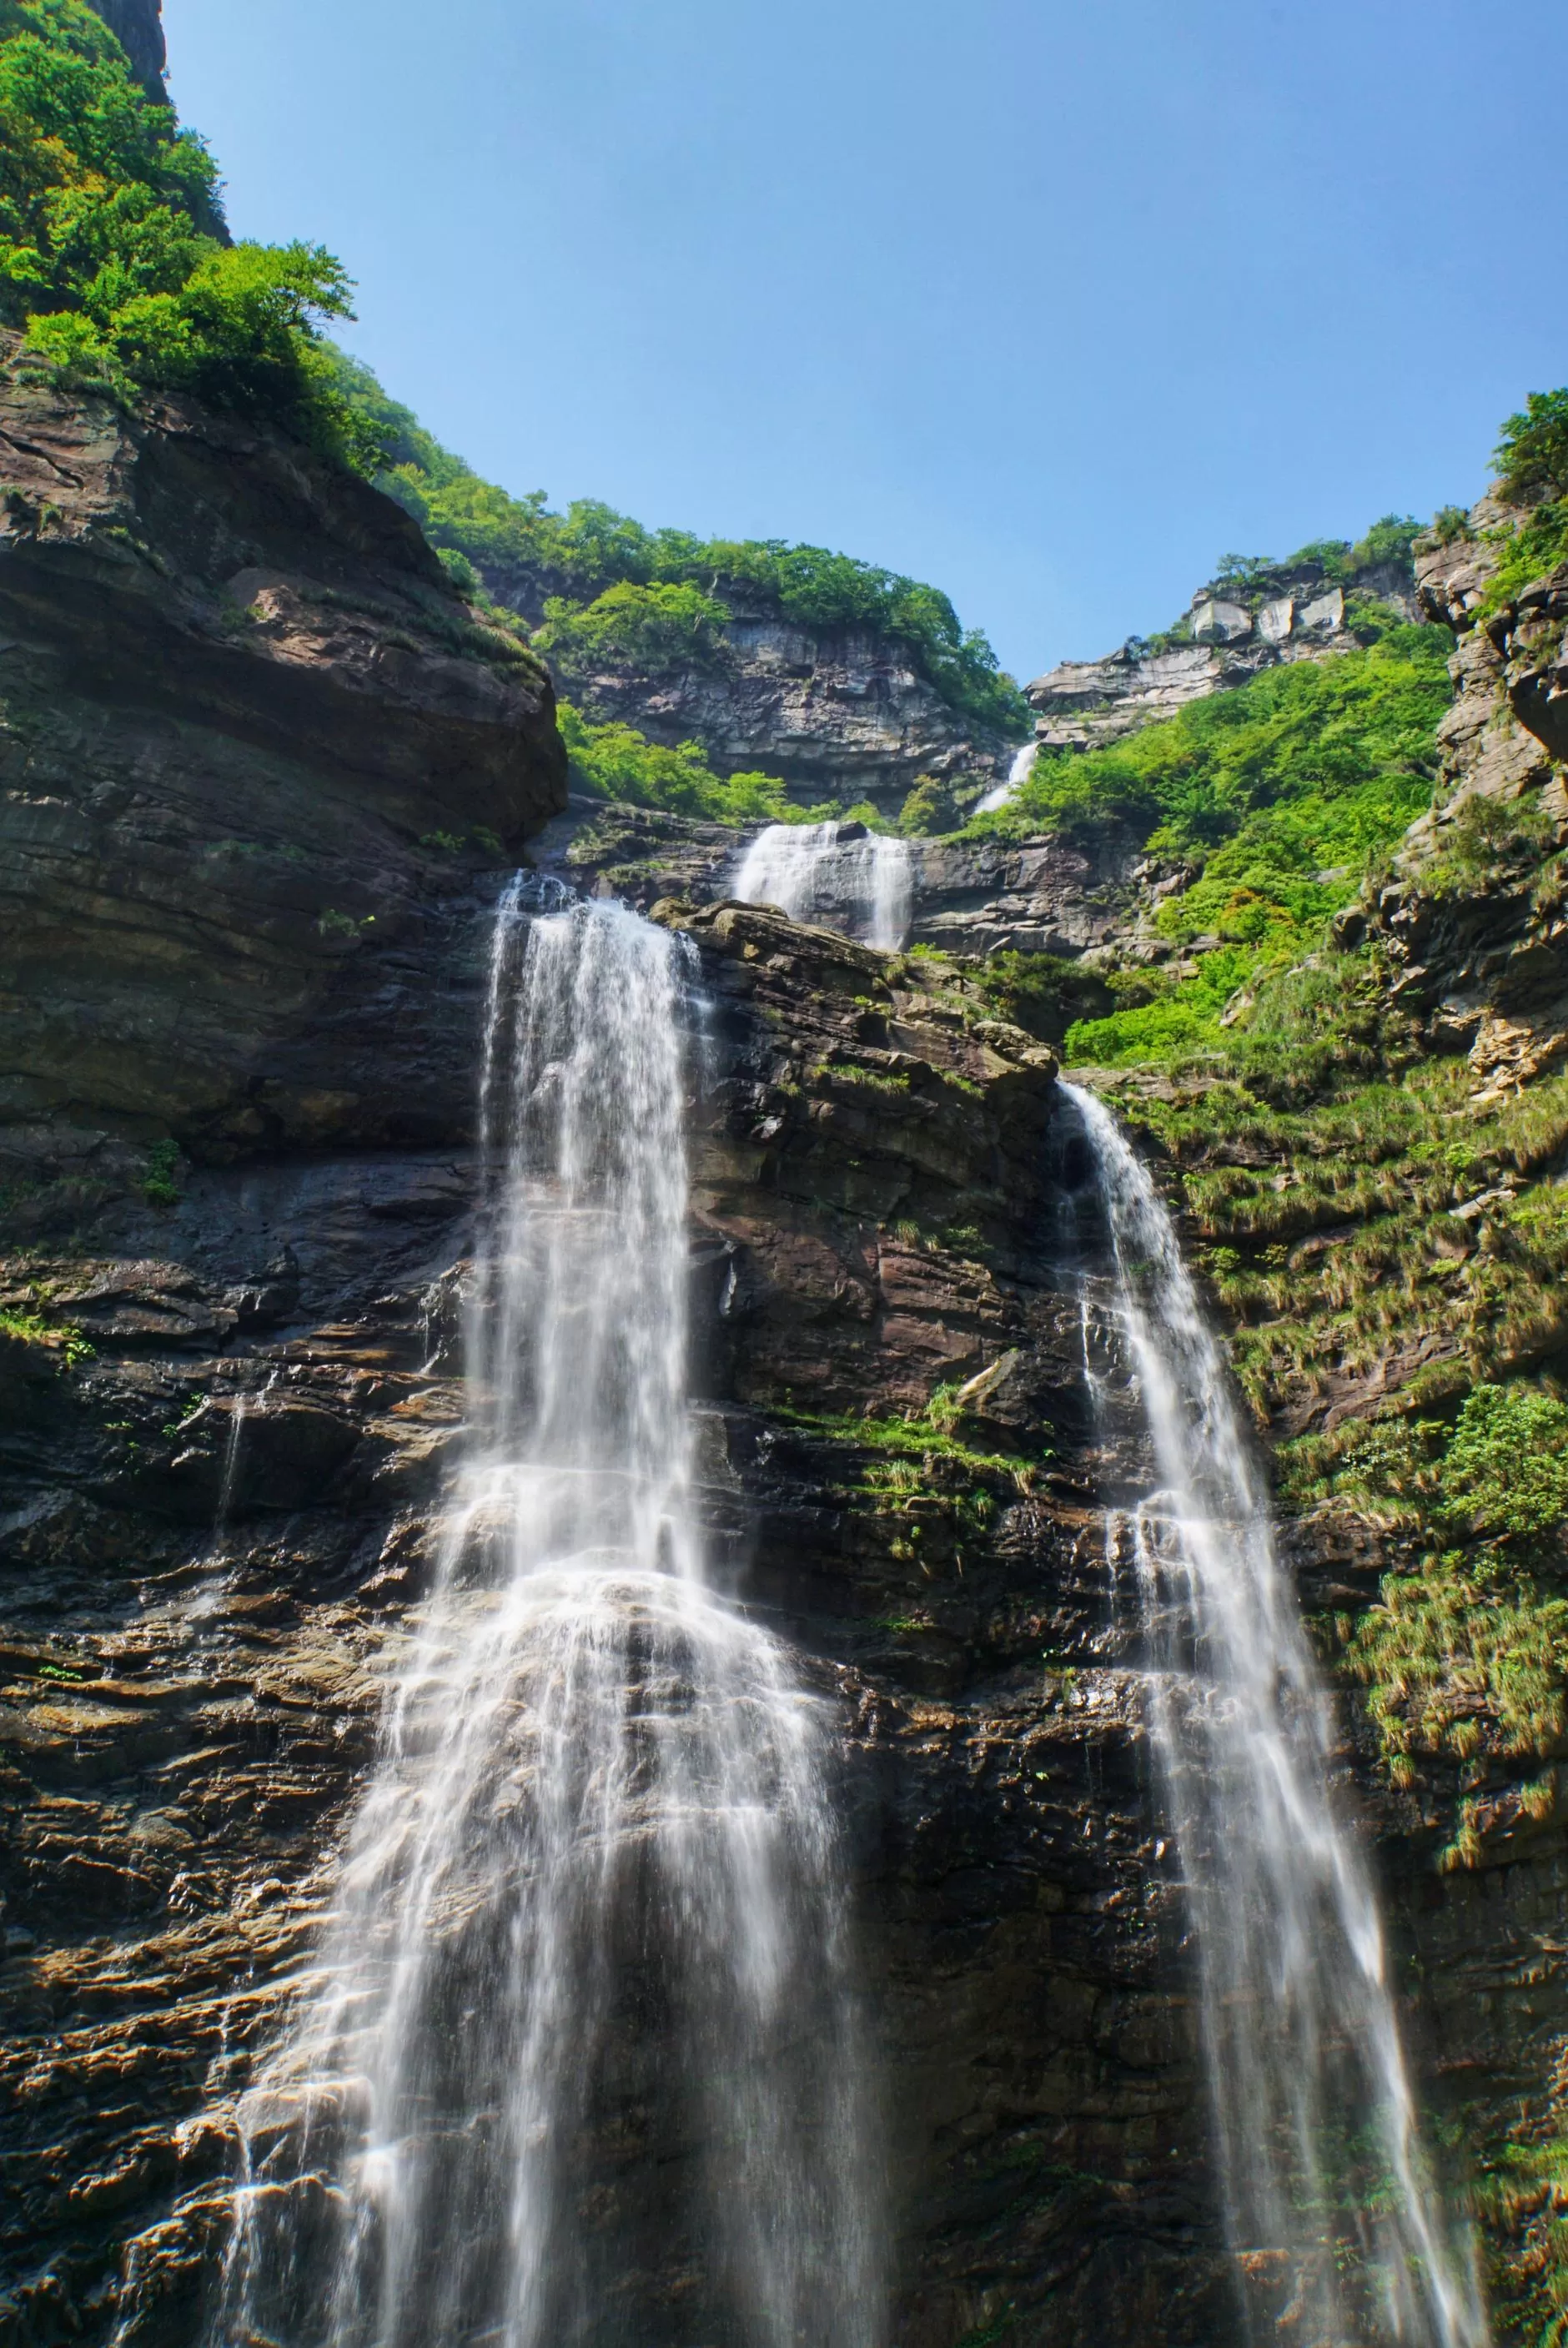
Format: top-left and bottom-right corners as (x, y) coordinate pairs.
(215, 888), (878, 2348)
(733, 820), (912, 949)
(1063, 1082), (1488, 2348)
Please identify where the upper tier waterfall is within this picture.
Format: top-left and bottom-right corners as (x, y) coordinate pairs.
(975, 737), (1039, 814)
(214, 887), (880, 2348)
(732, 821), (912, 949)
(1063, 1081), (1488, 2348)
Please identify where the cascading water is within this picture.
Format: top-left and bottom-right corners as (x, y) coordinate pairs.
(975, 737), (1038, 815)
(1062, 1081), (1488, 2348)
(214, 885), (879, 2348)
(733, 820), (912, 949)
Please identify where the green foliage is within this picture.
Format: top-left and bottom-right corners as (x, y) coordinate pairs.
(538, 579), (728, 673)
(964, 633), (1450, 1068)
(0, 0), (370, 463)
(1419, 792), (1553, 902)
(969, 947), (1113, 1048)
(896, 772), (959, 837)
(326, 351), (1027, 731)
(0, 1305), (93, 1364)
(1113, 1060), (1568, 1428)
(140, 1137), (179, 1206)
(1495, 389), (1568, 505)
(1275, 1384), (1568, 1799)
(558, 699), (807, 826)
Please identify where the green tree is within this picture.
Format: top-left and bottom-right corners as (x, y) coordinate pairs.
(539, 581), (729, 672)
(0, 0), (370, 463)
(1495, 389), (1568, 505)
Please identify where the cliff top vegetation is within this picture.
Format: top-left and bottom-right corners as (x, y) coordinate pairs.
(0, 0), (373, 462)
(330, 354), (1030, 737)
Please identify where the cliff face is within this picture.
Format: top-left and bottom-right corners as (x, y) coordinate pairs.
(1027, 548), (1420, 752)
(550, 599), (1014, 814)
(83, 0), (165, 95)
(0, 881), (1243, 2348)
(0, 342), (566, 1180)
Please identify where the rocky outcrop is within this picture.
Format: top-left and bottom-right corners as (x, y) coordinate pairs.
(530, 797), (1143, 973)
(0, 341), (566, 1169)
(1352, 498), (1568, 1094)
(555, 596), (1014, 814)
(83, 0), (166, 94)
(1027, 551), (1420, 753)
(1415, 499), (1568, 812)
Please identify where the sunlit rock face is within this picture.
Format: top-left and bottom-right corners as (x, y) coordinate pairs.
(1025, 551), (1420, 752)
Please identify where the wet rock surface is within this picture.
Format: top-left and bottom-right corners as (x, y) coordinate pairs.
(0, 880), (1248, 2347)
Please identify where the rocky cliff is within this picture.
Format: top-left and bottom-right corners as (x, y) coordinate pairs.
(1027, 541), (1420, 752)
(550, 596), (1015, 816)
(83, 0), (165, 95)
(0, 339), (566, 1188)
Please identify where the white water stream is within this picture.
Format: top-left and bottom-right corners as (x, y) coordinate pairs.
(1063, 1081), (1487, 2347)
(975, 737), (1039, 815)
(215, 887), (878, 2347)
(733, 820), (912, 948)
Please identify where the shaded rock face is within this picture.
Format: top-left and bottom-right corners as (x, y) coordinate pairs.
(0, 344), (566, 1164)
(555, 602), (1013, 813)
(1027, 556), (1420, 752)
(83, 0), (165, 94)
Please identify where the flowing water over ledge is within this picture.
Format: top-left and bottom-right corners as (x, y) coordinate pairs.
(733, 821), (912, 949)
(213, 887), (880, 2347)
(1063, 1081), (1489, 2348)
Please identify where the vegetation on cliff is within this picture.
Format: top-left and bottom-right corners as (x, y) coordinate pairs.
(558, 701), (812, 826)
(329, 354), (1029, 735)
(0, 0), (372, 461)
(974, 626), (1452, 1066)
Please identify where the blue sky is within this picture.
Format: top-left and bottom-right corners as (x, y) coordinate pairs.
(164, 0), (1568, 683)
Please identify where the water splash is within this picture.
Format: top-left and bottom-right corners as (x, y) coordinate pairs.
(213, 892), (879, 2348)
(1062, 1080), (1488, 2348)
(975, 737), (1038, 815)
(733, 821), (912, 949)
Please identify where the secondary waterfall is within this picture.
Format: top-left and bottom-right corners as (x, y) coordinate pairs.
(1063, 1082), (1487, 2348)
(975, 737), (1038, 814)
(214, 887), (878, 2348)
(733, 820), (912, 949)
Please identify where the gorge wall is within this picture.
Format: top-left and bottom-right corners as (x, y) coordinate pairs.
(7, 45), (1568, 2326)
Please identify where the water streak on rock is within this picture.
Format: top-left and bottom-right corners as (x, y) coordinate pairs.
(1064, 1080), (1488, 2348)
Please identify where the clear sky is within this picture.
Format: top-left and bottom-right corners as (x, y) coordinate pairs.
(163, 0), (1568, 684)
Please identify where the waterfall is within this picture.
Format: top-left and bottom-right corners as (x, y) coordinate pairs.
(975, 737), (1038, 814)
(733, 820), (912, 949)
(214, 887), (879, 2348)
(1062, 1081), (1488, 2348)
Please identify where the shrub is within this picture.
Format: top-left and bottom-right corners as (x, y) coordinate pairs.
(0, 0), (371, 464)
(558, 701), (807, 826)
(538, 580), (728, 672)
(1495, 389), (1568, 506)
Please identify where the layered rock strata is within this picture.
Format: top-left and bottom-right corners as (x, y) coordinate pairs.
(0, 342), (566, 1174)
(551, 594), (1013, 813)
(1027, 551), (1420, 753)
